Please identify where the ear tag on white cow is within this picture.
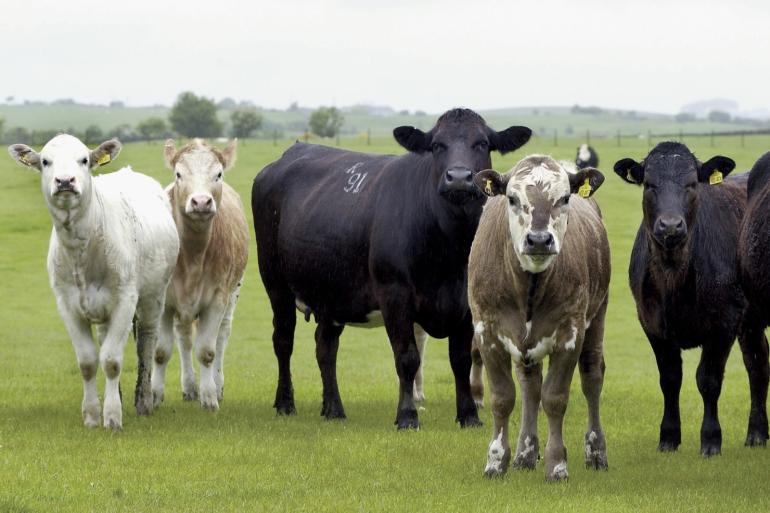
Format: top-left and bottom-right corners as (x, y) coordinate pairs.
(484, 179), (493, 196)
(20, 154), (30, 165)
(709, 170), (723, 185)
(578, 178), (592, 198)
(97, 153), (111, 166)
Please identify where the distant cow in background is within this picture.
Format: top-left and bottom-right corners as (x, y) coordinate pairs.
(469, 156), (610, 481)
(8, 135), (179, 429)
(615, 142), (768, 455)
(252, 108), (531, 429)
(151, 139), (249, 412)
(576, 144), (598, 169)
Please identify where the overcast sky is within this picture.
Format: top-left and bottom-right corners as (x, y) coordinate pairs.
(3, 0), (769, 114)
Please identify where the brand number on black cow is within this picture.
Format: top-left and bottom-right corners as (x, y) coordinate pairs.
(344, 162), (368, 194)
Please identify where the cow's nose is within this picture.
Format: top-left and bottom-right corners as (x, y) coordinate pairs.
(524, 231), (555, 253)
(190, 195), (214, 212)
(655, 216), (686, 238)
(55, 176), (76, 189)
(445, 167), (473, 185)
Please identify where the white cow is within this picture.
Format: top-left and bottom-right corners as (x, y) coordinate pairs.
(8, 134), (179, 429)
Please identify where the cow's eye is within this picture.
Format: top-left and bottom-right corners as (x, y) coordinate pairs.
(431, 142), (446, 153)
(508, 195), (520, 208)
(80, 157), (88, 166)
(473, 140), (488, 151)
(42, 159), (50, 167)
(175, 172), (181, 179)
(216, 172), (223, 181)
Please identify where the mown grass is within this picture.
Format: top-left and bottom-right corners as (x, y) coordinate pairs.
(1, 133), (769, 512)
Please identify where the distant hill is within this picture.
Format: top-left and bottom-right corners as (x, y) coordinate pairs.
(1, 102), (769, 141)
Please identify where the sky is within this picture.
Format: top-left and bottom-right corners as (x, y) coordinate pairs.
(3, 0), (769, 114)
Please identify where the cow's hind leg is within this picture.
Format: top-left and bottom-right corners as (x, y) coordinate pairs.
(315, 321), (346, 420)
(470, 339), (485, 409)
(513, 362), (542, 470)
(267, 284), (297, 415)
(738, 310), (769, 446)
(542, 350), (580, 482)
(648, 333), (683, 452)
(175, 320), (198, 401)
(412, 324), (428, 403)
(133, 296), (166, 416)
(697, 339), (732, 457)
(151, 308), (174, 406)
(448, 312), (481, 427)
(579, 310), (608, 470)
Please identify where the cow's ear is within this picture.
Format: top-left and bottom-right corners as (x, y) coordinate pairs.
(614, 158), (644, 185)
(164, 139), (177, 169)
(222, 139), (237, 171)
(8, 144), (42, 172)
(489, 126), (532, 155)
(90, 139), (121, 169)
(698, 155), (735, 184)
(393, 126), (432, 153)
(473, 169), (509, 197)
(569, 167), (605, 198)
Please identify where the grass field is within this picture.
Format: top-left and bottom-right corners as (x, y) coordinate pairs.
(1, 133), (769, 512)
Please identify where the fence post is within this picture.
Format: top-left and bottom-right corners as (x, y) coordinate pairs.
(553, 130), (558, 147)
(710, 130), (714, 147)
(367, 128), (371, 146)
(586, 129), (591, 145)
(273, 129), (277, 146)
(617, 129), (621, 147)
(647, 130), (651, 150)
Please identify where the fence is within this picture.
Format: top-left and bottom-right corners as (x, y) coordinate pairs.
(550, 128), (770, 149)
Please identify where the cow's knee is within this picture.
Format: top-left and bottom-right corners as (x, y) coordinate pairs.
(542, 390), (568, 418)
(198, 348), (216, 367)
(79, 361), (97, 381)
(101, 357), (121, 379)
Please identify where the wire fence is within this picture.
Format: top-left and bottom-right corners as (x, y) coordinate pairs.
(551, 128), (770, 148)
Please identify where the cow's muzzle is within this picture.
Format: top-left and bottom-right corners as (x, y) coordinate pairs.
(653, 216), (687, 249)
(522, 231), (557, 255)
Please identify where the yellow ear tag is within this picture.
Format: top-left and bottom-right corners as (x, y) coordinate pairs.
(19, 154), (30, 165)
(709, 170), (723, 185)
(97, 153), (111, 166)
(578, 178), (592, 198)
(484, 178), (493, 195)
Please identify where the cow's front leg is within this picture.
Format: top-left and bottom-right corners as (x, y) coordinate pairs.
(513, 362), (542, 470)
(648, 333), (683, 452)
(476, 327), (515, 477)
(542, 350), (579, 482)
(737, 309), (770, 447)
(175, 320), (198, 401)
(100, 293), (138, 430)
(381, 296), (420, 430)
(214, 282), (242, 402)
(151, 308), (175, 406)
(580, 303), (608, 470)
(61, 306), (100, 427)
(697, 339), (731, 457)
(196, 303), (227, 411)
(448, 312), (481, 427)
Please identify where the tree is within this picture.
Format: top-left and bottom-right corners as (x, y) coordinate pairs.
(708, 110), (732, 123)
(137, 117), (168, 142)
(169, 92), (222, 138)
(230, 108), (263, 139)
(84, 124), (104, 144)
(675, 112), (696, 123)
(308, 106), (344, 138)
(217, 97), (237, 109)
(3, 126), (30, 144)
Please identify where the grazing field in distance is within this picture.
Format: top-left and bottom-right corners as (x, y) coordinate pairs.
(1, 134), (769, 512)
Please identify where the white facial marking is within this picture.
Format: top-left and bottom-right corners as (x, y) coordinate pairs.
(564, 326), (578, 351)
(485, 430), (505, 474)
(578, 144), (591, 163)
(497, 334), (523, 363)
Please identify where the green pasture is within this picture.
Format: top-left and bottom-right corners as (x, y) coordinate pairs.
(1, 133), (769, 512)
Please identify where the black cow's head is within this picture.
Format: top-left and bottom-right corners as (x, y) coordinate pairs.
(393, 109), (531, 204)
(614, 141), (735, 251)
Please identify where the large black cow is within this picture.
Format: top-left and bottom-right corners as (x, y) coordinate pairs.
(252, 108), (531, 429)
(614, 142), (768, 455)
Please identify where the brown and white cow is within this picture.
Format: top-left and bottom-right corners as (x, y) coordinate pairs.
(468, 155), (610, 481)
(151, 139), (250, 411)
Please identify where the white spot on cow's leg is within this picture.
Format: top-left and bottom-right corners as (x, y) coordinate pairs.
(497, 334), (523, 364)
(564, 326), (578, 351)
(588, 431), (598, 443)
(550, 461), (569, 481)
(474, 321), (485, 334)
(485, 430), (507, 476)
(525, 328), (559, 363)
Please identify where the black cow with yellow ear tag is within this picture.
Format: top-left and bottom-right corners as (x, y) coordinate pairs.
(613, 141), (768, 456)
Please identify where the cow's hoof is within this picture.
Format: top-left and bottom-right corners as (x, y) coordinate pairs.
(82, 401), (101, 428)
(217, 386), (224, 403)
(412, 390), (425, 403)
(458, 415), (483, 428)
(135, 396), (154, 417)
(700, 443), (721, 457)
(546, 462), (568, 482)
(200, 394), (219, 412)
(512, 436), (538, 470)
(395, 410), (420, 430)
(745, 430), (768, 447)
(152, 389), (164, 407)
(275, 403), (296, 416)
(182, 386), (199, 401)
(321, 401), (346, 420)
(584, 431), (608, 470)
(657, 440), (680, 452)
(103, 412), (122, 431)
(483, 466), (506, 478)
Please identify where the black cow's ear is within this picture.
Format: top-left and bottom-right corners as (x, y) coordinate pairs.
(569, 167), (605, 198)
(489, 126), (532, 155)
(698, 155), (736, 184)
(393, 126), (432, 153)
(473, 169), (509, 197)
(614, 158), (644, 185)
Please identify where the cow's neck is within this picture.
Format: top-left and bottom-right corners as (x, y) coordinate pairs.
(646, 230), (692, 292)
(49, 188), (100, 253)
(176, 212), (214, 266)
(427, 189), (485, 253)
